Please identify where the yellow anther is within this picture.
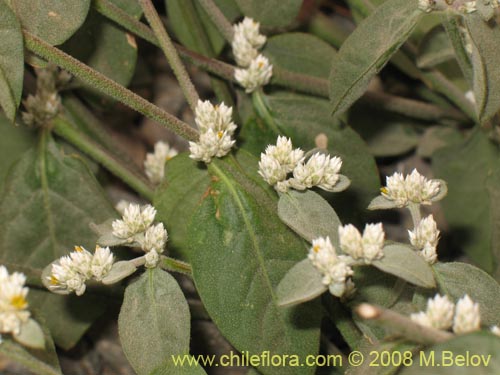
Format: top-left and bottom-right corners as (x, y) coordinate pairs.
(10, 295), (27, 309)
(74, 245), (84, 252)
(50, 275), (59, 285)
(217, 131), (223, 139)
(313, 245), (320, 253)
(380, 187), (388, 194)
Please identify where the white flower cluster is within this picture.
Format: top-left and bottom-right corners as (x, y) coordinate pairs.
(189, 100), (237, 163)
(410, 294), (482, 334)
(112, 203), (168, 268)
(409, 215), (440, 264)
(258, 136), (346, 193)
(144, 141), (178, 185)
(418, 0), (498, 13)
(0, 266), (30, 339)
(232, 17), (272, 93)
(48, 246), (114, 296)
(308, 237), (354, 297)
(382, 169), (441, 207)
(339, 223), (385, 264)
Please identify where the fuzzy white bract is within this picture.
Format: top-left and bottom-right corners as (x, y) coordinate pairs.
(145, 250), (160, 268)
(234, 55), (273, 93)
(339, 223), (384, 263)
(189, 100), (237, 163)
(409, 215), (440, 264)
(410, 294), (454, 330)
(258, 136), (304, 192)
(112, 203), (157, 240)
(144, 141), (178, 185)
(48, 246), (114, 296)
(382, 169), (441, 206)
(308, 237), (354, 297)
(290, 153), (343, 192)
(232, 17), (272, 92)
(453, 295), (481, 334)
(143, 223), (168, 254)
(0, 266), (30, 336)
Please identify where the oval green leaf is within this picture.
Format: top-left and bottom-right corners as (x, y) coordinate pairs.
(11, 0), (90, 45)
(234, 0), (302, 28)
(0, 0), (24, 120)
(13, 318), (46, 349)
(372, 244), (436, 288)
(119, 268), (191, 375)
(329, 0), (422, 116)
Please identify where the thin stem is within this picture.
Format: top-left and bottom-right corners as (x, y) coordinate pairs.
(197, 0), (234, 42)
(356, 303), (453, 345)
(139, 0), (200, 111)
(252, 89), (280, 134)
(24, 30), (199, 142)
(53, 116), (155, 201)
(408, 203), (422, 228)
(160, 256), (193, 276)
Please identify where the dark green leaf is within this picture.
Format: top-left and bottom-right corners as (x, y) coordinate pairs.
(263, 92), (380, 223)
(276, 259), (327, 307)
(433, 262), (500, 327)
(417, 126), (463, 158)
(188, 156), (321, 375)
(432, 128), (499, 272)
(0, 134), (116, 349)
(329, 0), (422, 116)
(150, 360), (208, 375)
(417, 25), (454, 69)
(154, 153), (210, 259)
(11, 0), (90, 45)
(400, 332), (500, 374)
(264, 33), (336, 79)
(372, 244), (436, 288)
(234, 0), (302, 28)
(119, 268), (190, 375)
(466, 13), (500, 124)
(0, 0), (24, 120)
(278, 190), (341, 247)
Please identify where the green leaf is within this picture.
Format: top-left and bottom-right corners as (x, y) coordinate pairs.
(154, 153), (210, 258)
(13, 318), (45, 349)
(0, 134), (116, 349)
(372, 244), (436, 288)
(417, 25), (454, 69)
(432, 128), (499, 272)
(0, 114), (36, 190)
(329, 0), (422, 116)
(10, 0), (90, 45)
(188, 156), (321, 375)
(417, 126), (463, 158)
(276, 259), (327, 307)
(400, 332), (500, 374)
(150, 361), (208, 375)
(234, 0), (302, 28)
(466, 13), (500, 124)
(119, 268), (191, 375)
(264, 32), (336, 79)
(0, 0), (24, 121)
(61, 7), (138, 88)
(262, 92), (380, 223)
(101, 260), (137, 285)
(433, 262), (500, 327)
(278, 190), (341, 247)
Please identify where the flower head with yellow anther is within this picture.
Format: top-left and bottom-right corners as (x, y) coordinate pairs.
(409, 215), (440, 264)
(112, 203), (157, 240)
(234, 54), (273, 93)
(0, 266), (30, 336)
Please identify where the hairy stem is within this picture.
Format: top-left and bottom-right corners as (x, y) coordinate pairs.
(24, 31), (199, 142)
(408, 203), (422, 228)
(139, 0), (200, 111)
(161, 256), (193, 276)
(53, 116), (155, 201)
(197, 0), (234, 42)
(356, 303), (453, 345)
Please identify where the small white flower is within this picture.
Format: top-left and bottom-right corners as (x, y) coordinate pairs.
(308, 237), (353, 298)
(69, 246), (94, 279)
(362, 223), (385, 262)
(420, 242), (438, 264)
(459, 1), (477, 13)
(339, 225), (363, 259)
(0, 266), (30, 336)
(115, 199), (131, 215)
(143, 223), (168, 254)
(233, 17), (266, 49)
(465, 90), (476, 104)
(144, 141), (178, 185)
(144, 250), (160, 268)
(411, 311), (432, 327)
(49, 256), (87, 296)
(195, 100), (237, 135)
(232, 32), (258, 68)
(91, 246), (114, 281)
(258, 153), (288, 187)
(382, 169), (441, 206)
(235, 54), (273, 93)
(112, 203), (157, 239)
(409, 215), (439, 264)
(290, 153), (343, 192)
(453, 295), (481, 334)
(189, 129), (236, 163)
(491, 325), (500, 336)
(426, 294), (455, 330)
(418, 0), (435, 12)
